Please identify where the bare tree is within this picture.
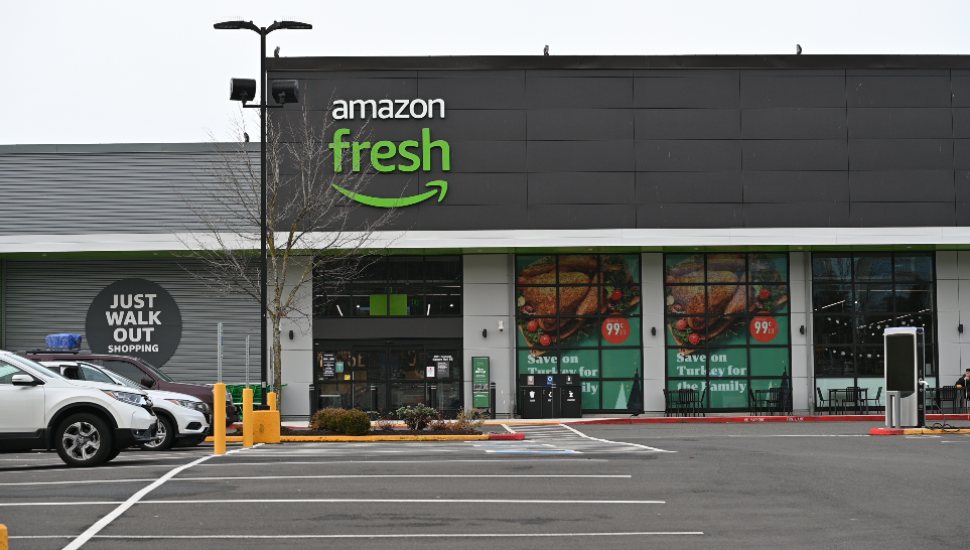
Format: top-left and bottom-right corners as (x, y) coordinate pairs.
(183, 107), (397, 406)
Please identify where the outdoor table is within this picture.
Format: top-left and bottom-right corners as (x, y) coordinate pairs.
(829, 388), (868, 415)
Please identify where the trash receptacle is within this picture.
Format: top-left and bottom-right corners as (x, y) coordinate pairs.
(520, 385), (542, 418)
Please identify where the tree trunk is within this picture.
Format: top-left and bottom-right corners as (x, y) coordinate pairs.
(271, 317), (284, 410)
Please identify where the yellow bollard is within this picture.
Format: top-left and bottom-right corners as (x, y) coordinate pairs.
(1, 523), (8, 550)
(242, 388), (254, 448)
(268, 391), (278, 412)
(213, 383), (226, 455)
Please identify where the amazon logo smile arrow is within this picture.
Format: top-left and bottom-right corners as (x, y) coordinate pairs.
(331, 180), (448, 208)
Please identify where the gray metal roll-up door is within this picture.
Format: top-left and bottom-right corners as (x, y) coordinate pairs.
(2, 258), (261, 383)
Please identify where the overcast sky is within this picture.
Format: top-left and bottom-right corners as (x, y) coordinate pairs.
(3, 0), (970, 145)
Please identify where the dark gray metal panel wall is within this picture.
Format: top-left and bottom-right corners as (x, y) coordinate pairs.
(272, 65), (970, 229)
(0, 146), (253, 236)
(2, 259), (260, 383)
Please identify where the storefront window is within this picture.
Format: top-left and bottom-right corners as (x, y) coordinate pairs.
(664, 253), (791, 412)
(811, 253), (936, 385)
(515, 254), (642, 412)
(313, 256), (461, 317)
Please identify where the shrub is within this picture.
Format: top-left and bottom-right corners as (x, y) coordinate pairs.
(310, 408), (371, 435)
(333, 409), (371, 436)
(395, 404), (439, 430)
(310, 408), (346, 431)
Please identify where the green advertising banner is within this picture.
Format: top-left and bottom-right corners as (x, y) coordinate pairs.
(514, 254), (643, 412)
(664, 253), (791, 411)
(472, 356), (490, 409)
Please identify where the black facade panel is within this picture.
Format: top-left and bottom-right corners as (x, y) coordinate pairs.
(741, 73), (844, 108)
(525, 75), (633, 108)
(846, 73), (950, 107)
(848, 108), (952, 139)
(524, 204), (637, 229)
(432, 110), (527, 141)
(447, 141), (528, 173)
(743, 140), (848, 171)
(635, 171), (743, 203)
(528, 109), (633, 140)
(528, 140), (635, 172)
(635, 140), (741, 171)
(419, 74), (526, 109)
(637, 203), (741, 228)
(952, 75), (970, 107)
(958, 171), (970, 201)
(445, 174), (528, 205)
(635, 109), (740, 139)
(742, 108), (846, 140)
(850, 170), (955, 202)
(953, 109), (970, 138)
(957, 201), (970, 225)
(849, 202), (956, 226)
(633, 70), (739, 108)
(743, 171), (849, 202)
(850, 140), (953, 170)
(528, 173), (635, 204)
(743, 202), (850, 227)
(267, 58), (970, 231)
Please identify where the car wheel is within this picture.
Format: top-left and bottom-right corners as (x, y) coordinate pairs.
(106, 446), (122, 462)
(55, 414), (113, 467)
(139, 414), (175, 451)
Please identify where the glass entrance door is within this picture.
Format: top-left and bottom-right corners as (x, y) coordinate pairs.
(313, 339), (462, 416)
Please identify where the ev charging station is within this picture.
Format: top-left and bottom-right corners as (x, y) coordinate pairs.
(883, 327), (926, 428)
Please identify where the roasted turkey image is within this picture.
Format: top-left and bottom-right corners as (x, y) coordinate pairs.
(517, 256), (640, 351)
(666, 256), (787, 353)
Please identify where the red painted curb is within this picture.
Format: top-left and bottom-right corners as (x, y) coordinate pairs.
(569, 413), (970, 425)
(488, 432), (526, 440)
(869, 427), (905, 436)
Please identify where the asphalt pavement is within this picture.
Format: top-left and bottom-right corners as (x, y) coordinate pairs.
(2, 421), (969, 550)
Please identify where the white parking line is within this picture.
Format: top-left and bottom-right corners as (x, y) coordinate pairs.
(61, 444), (258, 550)
(560, 424), (676, 453)
(0, 474), (632, 487)
(2, 498), (665, 507)
(12, 531), (703, 540)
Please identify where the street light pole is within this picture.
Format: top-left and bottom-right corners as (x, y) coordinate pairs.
(215, 20), (311, 405)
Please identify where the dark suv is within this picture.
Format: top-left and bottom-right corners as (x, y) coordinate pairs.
(24, 351), (238, 427)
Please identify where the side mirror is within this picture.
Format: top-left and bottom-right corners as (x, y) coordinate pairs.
(141, 378), (156, 388)
(12, 374), (42, 386)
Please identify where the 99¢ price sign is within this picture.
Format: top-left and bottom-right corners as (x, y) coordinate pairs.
(749, 316), (779, 343)
(601, 317), (631, 344)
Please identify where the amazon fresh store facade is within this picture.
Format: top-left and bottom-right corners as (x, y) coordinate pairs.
(4, 55), (970, 418)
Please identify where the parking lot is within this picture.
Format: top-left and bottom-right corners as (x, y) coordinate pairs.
(2, 422), (970, 550)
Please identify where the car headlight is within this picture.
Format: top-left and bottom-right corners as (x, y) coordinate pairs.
(166, 399), (208, 414)
(103, 390), (150, 407)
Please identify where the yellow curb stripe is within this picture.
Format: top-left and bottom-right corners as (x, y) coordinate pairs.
(206, 434), (490, 443)
(902, 428), (970, 435)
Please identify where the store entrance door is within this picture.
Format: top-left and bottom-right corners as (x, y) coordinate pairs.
(313, 339), (462, 416)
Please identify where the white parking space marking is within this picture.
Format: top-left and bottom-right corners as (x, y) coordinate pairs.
(504, 424), (675, 453)
(0, 473), (632, 487)
(11, 532), (704, 540)
(61, 444), (257, 550)
(0, 498), (665, 507)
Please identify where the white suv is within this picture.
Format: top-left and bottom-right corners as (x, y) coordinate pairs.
(40, 360), (210, 451)
(0, 350), (157, 467)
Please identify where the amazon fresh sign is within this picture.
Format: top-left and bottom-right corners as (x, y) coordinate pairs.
(328, 98), (450, 208)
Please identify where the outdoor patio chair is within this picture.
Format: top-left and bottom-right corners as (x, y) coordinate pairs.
(938, 386), (959, 413)
(816, 387), (830, 414)
(862, 387), (882, 413)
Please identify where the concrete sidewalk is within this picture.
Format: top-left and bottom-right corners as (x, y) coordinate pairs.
(277, 412), (970, 429)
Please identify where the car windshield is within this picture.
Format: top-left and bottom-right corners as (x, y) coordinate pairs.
(7, 354), (68, 380)
(139, 359), (175, 382)
(78, 362), (142, 389)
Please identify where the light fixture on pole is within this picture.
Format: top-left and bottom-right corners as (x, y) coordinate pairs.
(215, 19), (311, 405)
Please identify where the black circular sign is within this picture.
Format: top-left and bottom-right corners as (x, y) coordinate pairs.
(85, 278), (183, 367)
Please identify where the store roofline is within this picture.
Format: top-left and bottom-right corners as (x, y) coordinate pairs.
(2, 228), (970, 256)
(0, 143), (258, 154)
(268, 54), (970, 72)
